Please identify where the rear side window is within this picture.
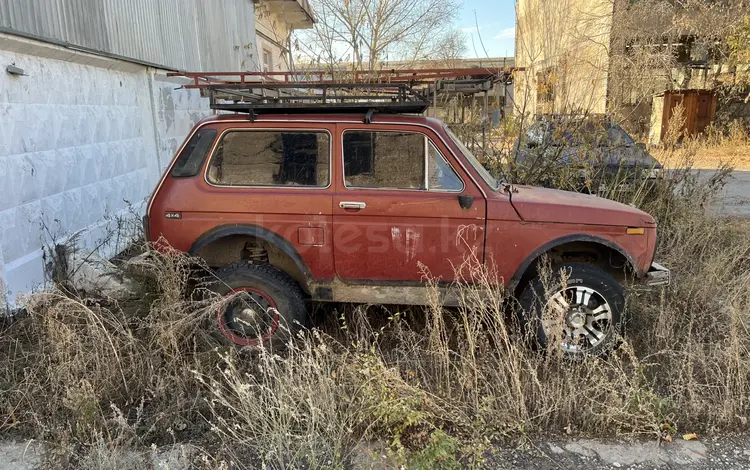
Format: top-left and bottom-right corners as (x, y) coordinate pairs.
(171, 128), (218, 177)
(343, 130), (462, 191)
(207, 130), (330, 187)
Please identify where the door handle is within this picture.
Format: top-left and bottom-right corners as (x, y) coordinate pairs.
(339, 201), (366, 210)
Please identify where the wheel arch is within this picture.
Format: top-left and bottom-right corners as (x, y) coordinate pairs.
(508, 234), (637, 295)
(189, 224), (314, 292)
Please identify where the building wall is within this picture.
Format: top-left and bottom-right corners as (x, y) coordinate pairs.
(255, 6), (293, 72)
(0, 0), (260, 71)
(0, 33), (214, 308)
(515, 0), (613, 117)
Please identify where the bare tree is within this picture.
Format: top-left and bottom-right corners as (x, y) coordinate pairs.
(728, 15), (750, 66)
(608, 0), (750, 129)
(295, 0), (462, 71)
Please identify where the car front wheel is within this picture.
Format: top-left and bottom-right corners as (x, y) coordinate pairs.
(519, 262), (626, 358)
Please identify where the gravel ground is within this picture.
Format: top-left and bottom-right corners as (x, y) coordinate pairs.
(716, 169), (750, 218)
(691, 169), (750, 218)
(0, 441), (196, 470)
(484, 435), (750, 470)
(3, 435), (750, 469)
(0, 441), (43, 470)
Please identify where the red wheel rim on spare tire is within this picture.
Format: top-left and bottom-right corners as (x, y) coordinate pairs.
(217, 287), (280, 346)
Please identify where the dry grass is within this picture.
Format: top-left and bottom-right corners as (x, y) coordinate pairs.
(1, 150), (750, 469)
(655, 120), (750, 171)
(685, 143), (750, 171)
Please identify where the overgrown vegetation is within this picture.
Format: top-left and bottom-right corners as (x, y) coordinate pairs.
(1, 125), (749, 469)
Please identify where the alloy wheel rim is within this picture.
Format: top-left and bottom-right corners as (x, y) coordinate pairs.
(543, 285), (612, 353)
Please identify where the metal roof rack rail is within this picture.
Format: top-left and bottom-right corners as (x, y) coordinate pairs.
(167, 68), (515, 116)
(206, 81), (430, 115)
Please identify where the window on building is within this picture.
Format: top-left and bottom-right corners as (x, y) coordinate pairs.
(536, 69), (555, 105)
(207, 131), (330, 187)
(262, 49), (272, 72)
(342, 131), (462, 191)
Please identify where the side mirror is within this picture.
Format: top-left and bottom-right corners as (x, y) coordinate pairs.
(458, 194), (474, 210)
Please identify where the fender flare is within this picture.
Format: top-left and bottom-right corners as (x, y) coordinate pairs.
(189, 224), (313, 283)
(507, 233), (637, 294)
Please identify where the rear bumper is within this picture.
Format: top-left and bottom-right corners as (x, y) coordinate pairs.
(643, 262), (670, 286)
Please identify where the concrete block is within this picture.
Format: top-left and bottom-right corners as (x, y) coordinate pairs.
(4, 250), (46, 300)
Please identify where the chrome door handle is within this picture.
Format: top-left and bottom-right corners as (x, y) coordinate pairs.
(339, 201), (366, 210)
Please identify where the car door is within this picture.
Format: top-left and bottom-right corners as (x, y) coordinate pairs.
(156, 122), (337, 281)
(332, 123), (486, 283)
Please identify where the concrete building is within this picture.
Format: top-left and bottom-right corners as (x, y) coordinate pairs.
(514, 0), (613, 117)
(514, 0), (749, 139)
(255, 0), (315, 72)
(0, 0), (261, 308)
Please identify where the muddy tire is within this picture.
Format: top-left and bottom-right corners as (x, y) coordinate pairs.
(519, 262), (626, 358)
(209, 262), (308, 350)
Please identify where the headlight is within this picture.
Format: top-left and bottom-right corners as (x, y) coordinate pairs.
(649, 167), (664, 179)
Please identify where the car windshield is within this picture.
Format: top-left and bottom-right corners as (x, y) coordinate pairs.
(525, 119), (635, 147)
(443, 125), (501, 191)
(607, 123), (635, 146)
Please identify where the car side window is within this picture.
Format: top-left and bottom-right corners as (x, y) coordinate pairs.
(171, 128), (218, 178)
(343, 131), (424, 189)
(207, 130), (330, 187)
(428, 143), (463, 191)
(343, 130), (462, 191)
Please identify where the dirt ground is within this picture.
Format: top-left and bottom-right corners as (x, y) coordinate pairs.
(652, 143), (750, 171)
(691, 144), (750, 172)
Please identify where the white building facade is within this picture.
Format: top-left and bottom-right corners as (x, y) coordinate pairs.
(0, 0), (260, 308)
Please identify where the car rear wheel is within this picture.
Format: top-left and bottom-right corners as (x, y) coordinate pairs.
(519, 262), (626, 358)
(209, 262), (308, 349)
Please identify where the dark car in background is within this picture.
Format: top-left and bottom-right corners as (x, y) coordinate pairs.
(512, 116), (663, 193)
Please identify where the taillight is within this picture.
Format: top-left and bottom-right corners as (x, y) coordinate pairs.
(142, 215), (151, 242)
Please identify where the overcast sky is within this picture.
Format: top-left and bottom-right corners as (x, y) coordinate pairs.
(456, 0), (516, 58)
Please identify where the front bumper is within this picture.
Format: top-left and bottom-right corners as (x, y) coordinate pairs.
(643, 262), (670, 286)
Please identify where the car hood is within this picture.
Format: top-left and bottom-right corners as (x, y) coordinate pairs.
(507, 185), (656, 227)
(515, 144), (662, 170)
(599, 145), (662, 169)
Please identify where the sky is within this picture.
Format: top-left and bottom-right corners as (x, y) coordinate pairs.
(455, 0), (516, 59)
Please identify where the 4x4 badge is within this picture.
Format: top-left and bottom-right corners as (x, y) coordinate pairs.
(165, 212), (182, 219)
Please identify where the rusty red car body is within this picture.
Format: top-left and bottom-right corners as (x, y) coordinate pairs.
(147, 113), (661, 296)
(144, 111), (672, 354)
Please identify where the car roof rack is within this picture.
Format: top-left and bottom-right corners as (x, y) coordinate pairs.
(167, 68), (514, 117)
(206, 81), (431, 115)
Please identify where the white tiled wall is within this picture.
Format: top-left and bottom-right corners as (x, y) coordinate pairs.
(151, 74), (214, 173)
(0, 37), (211, 308)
